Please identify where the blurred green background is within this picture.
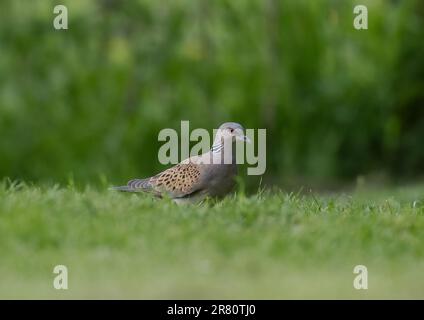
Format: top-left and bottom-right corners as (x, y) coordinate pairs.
(0, 0), (423, 189)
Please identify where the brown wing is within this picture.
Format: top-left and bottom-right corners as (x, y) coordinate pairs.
(149, 162), (202, 198)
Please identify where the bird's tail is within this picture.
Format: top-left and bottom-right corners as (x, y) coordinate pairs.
(109, 185), (136, 192)
(109, 178), (153, 192)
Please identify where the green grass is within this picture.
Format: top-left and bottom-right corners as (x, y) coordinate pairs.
(0, 181), (423, 299)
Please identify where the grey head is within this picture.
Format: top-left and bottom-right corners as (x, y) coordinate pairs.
(213, 122), (251, 145)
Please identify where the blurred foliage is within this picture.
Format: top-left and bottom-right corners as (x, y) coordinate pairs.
(0, 0), (423, 187)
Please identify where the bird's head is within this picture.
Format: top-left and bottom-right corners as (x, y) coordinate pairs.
(214, 122), (251, 144)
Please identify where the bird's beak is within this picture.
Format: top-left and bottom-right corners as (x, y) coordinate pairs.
(237, 135), (251, 143)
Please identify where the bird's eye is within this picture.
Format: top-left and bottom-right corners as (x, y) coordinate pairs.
(230, 128), (234, 133)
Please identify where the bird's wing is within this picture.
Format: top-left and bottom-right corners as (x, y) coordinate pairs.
(126, 162), (204, 198)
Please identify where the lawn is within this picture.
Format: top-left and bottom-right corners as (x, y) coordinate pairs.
(0, 181), (423, 299)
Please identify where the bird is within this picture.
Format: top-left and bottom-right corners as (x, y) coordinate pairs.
(111, 122), (251, 204)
